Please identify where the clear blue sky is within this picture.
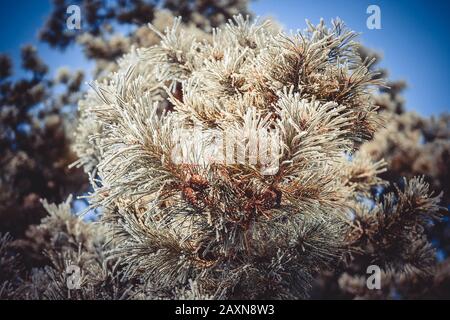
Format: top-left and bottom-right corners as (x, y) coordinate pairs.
(1, 0), (449, 116)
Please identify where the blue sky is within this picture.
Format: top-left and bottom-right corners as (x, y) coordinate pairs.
(1, 0), (449, 116)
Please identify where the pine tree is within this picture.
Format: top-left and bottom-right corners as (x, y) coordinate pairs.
(311, 48), (450, 300)
(0, 47), (87, 241)
(68, 16), (433, 299)
(0, 0), (251, 268)
(1, 4), (448, 300)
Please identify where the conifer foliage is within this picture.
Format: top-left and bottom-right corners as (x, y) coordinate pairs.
(0, 10), (447, 300)
(70, 16), (440, 298)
